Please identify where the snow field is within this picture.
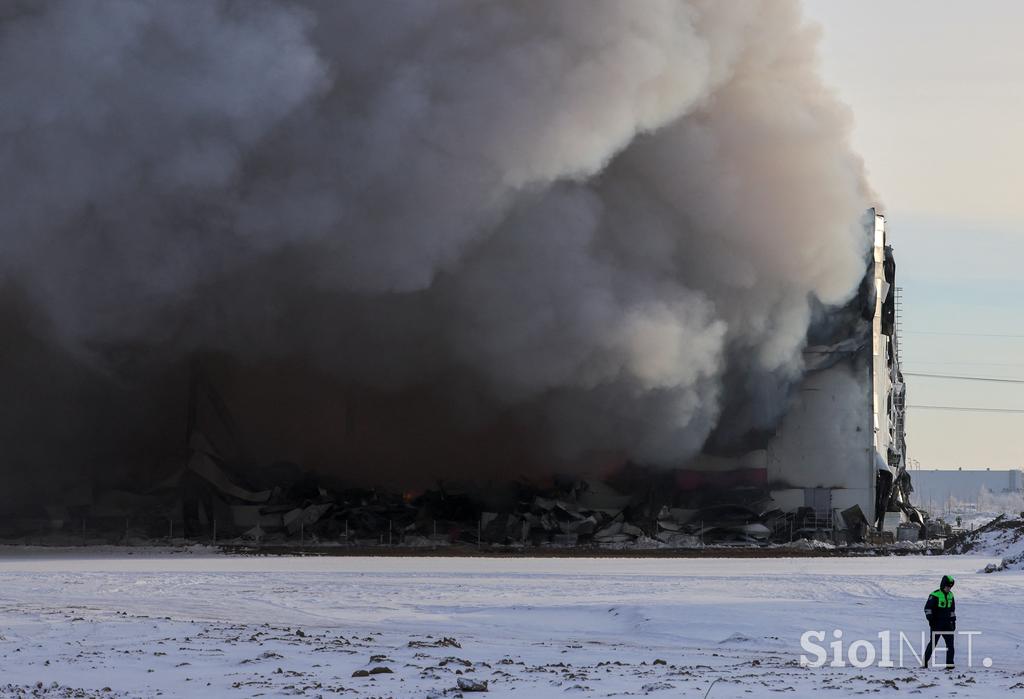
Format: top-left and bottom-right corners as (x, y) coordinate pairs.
(0, 551), (1020, 697)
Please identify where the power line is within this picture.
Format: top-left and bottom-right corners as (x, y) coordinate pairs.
(904, 360), (1024, 368)
(908, 405), (1024, 414)
(903, 372), (1024, 384)
(904, 331), (1024, 339)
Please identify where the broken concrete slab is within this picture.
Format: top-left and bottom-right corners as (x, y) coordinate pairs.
(554, 500), (584, 520)
(188, 452), (271, 504)
(456, 677), (488, 692)
(594, 521), (623, 539)
(284, 503), (333, 535)
(533, 497), (555, 511)
(621, 523), (645, 538)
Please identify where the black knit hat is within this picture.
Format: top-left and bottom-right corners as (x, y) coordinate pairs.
(940, 574), (955, 588)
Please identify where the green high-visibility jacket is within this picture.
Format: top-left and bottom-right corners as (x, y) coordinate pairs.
(924, 589), (956, 630)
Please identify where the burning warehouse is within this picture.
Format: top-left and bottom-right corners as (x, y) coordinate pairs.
(731, 209), (919, 537)
(0, 206), (919, 548)
(0, 1), (922, 546)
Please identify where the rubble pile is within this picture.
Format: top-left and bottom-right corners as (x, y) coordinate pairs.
(0, 372), (923, 551)
(0, 450), (878, 550)
(946, 514), (1024, 572)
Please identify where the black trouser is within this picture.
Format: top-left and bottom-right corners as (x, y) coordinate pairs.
(924, 630), (955, 667)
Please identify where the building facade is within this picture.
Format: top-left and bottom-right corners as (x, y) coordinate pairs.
(765, 210), (916, 530)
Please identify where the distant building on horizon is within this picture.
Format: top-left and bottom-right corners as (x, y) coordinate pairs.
(911, 468), (1024, 508)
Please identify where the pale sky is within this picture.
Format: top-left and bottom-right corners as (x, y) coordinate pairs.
(804, 0), (1024, 470)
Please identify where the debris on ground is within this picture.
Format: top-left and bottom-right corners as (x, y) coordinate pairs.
(0, 368), (940, 554)
(947, 514), (1024, 572)
(456, 677), (488, 692)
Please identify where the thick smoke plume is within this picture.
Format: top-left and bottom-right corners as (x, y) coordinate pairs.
(0, 0), (870, 497)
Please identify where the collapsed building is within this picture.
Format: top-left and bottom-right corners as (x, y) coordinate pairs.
(4, 209), (925, 549)
(759, 209), (921, 535)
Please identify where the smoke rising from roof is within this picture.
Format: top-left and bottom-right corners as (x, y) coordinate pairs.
(0, 0), (870, 493)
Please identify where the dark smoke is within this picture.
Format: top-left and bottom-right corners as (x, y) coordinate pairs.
(0, 0), (870, 500)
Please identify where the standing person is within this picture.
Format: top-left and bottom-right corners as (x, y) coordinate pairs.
(923, 574), (956, 668)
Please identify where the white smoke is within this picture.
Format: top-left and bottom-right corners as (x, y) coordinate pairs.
(0, 0), (870, 478)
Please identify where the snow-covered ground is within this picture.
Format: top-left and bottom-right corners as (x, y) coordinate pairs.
(951, 516), (1024, 572)
(0, 549), (1021, 698)
(918, 488), (1024, 533)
